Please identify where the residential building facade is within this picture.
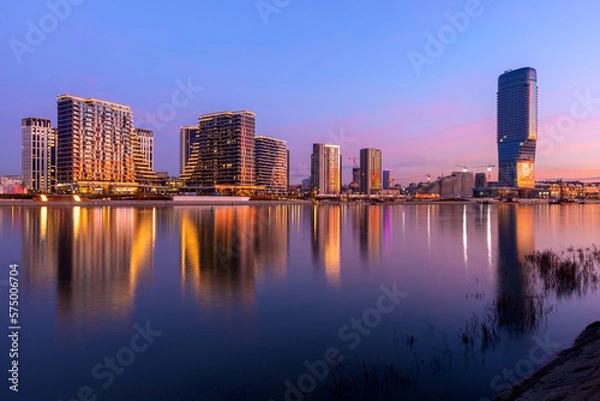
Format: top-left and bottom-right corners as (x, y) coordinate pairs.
(181, 111), (257, 193)
(180, 125), (200, 175)
(56, 95), (137, 192)
(135, 128), (155, 171)
(360, 148), (382, 194)
(311, 144), (341, 195)
(255, 136), (288, 194)
(21, 117), (56, 193)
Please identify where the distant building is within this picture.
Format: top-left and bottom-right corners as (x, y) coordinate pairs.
(301, 177), (312, 186)
(134, 128), (155, 171)
(21, 117), (56, 193)
(0, 175), (25, 194)
(497, 67), (538, 188)
(286, 149), (290, 191)
(348, 167), (360, 191)
(56, 95), (138, 193)
(383, 169), (393, 190)
(475, 172), (487, 189)
(311, 144), (341, 195)
(439, 172), (475, 198)
(180, 125), (200, 175)
(181, 111), (258, 194)
(255, 136), (288, 194)
(359, 148), (382, 194)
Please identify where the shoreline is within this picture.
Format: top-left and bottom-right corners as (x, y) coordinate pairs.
(1, 198), (600, 207)
(493, 322), (600, 401)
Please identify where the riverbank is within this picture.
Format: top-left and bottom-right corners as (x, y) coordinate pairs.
(0, 199), (312, 207)
(1, 198), (600, 207)
(493, 321), (600, 401)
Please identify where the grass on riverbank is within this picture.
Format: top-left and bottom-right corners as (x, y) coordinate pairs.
(526, 246), (600, 296)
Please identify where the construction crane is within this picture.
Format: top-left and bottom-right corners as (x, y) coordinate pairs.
(455, 164), (469, 173)
(425, 174), (431, 182)
(348, 156), (358, 168)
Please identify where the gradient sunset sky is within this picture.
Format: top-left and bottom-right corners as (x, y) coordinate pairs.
(1, 0), (599, 185)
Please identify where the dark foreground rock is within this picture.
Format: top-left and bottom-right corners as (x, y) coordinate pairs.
(494, 321), (600, 401)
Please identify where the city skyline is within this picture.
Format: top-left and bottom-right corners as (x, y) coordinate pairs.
(2, 1), (600, 185)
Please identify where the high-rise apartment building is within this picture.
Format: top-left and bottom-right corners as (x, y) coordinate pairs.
(56, 95), (136, 192)
(132, 129), (159, 185)
(497, 67), (538, 188)
(360, 148), (382, 194)
(383, 169), (393, 190)
(181, 111), (257, 192)
(255, 136), (288, 194)
(134, 128), (155, 171)
(21, 117), (56, 193)
(311, 144), (341, 195)
(180, 125), (200, 175)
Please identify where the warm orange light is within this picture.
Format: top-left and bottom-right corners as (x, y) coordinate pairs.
(73, 195), (81, 202)
(40, 195), (48, 202)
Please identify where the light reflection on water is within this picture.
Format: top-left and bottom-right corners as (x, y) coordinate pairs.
(1, 203), (599, 401)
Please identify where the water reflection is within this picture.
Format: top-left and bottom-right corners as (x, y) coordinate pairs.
(311, 205), (342, 287)
(22, 207), (156, 332)
(358, 205), (383, 265)
(179, 207), (257, 309)
(496, 204), (537, 331)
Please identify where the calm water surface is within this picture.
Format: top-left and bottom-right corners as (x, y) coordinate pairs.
(1, 203), (599, 401)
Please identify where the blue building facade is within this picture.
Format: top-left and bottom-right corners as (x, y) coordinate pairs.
(497, 67), (538, 188)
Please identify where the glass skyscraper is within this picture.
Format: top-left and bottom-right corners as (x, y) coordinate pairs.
(497, 67), (538, 188)
(359, 148), (382, 194)
(311, 144), (341, 195)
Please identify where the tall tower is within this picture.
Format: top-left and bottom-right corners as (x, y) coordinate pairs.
(311, 144), (341, 195)
(21, 117), (56, 193)
(497, 67), (538, 188)
(360, 148), (382, 194)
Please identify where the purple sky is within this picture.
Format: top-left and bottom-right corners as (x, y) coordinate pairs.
(2, 0), (599, 185)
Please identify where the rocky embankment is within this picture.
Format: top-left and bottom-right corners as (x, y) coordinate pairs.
(494, 322), (600, 401)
